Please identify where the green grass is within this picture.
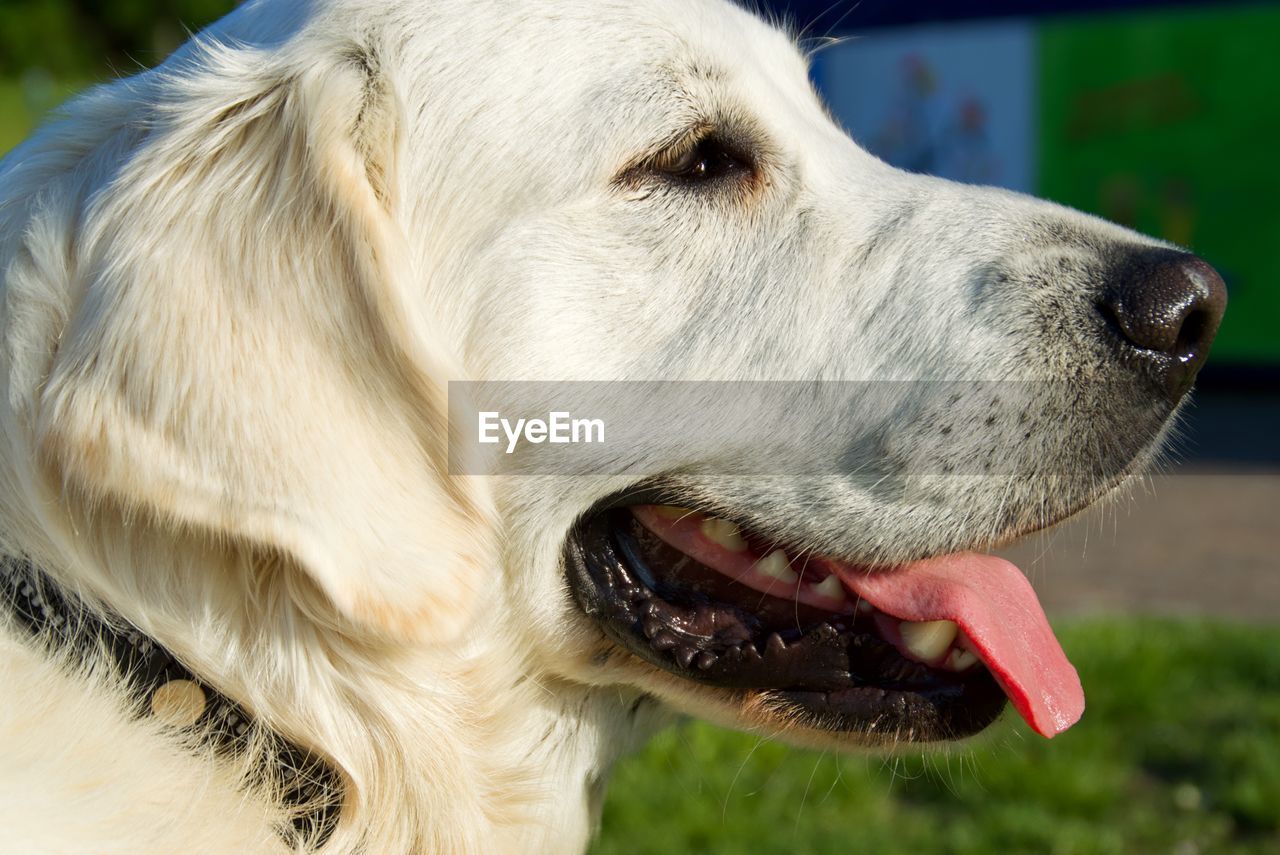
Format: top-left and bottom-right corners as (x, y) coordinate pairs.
(593, 619), (1280, 854)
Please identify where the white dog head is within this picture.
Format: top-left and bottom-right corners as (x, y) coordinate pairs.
(1, 0), (1226, 842)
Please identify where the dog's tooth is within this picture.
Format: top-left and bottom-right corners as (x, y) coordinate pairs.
(945, 647), (980, 671)
(654, 505), (693, 520)
(899, 619), (959, 663)
(765, 633), (787, 655)
(810, 574), (845, 601)
(755, 549), (797, 584)
(700, 517), (747, 552)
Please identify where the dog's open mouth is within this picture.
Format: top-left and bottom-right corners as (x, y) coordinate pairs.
(565, 502), (1084, 742)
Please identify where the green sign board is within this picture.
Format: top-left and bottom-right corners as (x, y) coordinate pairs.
(1038, 5), (1280, 363)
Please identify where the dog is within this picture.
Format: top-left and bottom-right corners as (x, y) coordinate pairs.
(0, 0), (1225, 851)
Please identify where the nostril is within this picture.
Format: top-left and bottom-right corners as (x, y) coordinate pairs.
(1094, 297), (1127, 348)
(1174, 308), (1210, 363)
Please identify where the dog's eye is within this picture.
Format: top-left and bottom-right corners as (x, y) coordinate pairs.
(651, 135), (750, 184)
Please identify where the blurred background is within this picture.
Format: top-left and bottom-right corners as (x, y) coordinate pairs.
(1, 0), (1276, 852)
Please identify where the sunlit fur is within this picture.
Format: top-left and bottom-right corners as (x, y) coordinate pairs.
(0, 0), (1179, 851)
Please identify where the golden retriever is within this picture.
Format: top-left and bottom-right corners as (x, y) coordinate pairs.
(0, 0), (1224, 851)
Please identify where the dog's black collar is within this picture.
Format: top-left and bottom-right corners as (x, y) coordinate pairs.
(0, 555), (343, 848)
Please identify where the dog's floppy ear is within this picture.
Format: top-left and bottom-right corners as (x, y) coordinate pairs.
(36, 42), (494, 643)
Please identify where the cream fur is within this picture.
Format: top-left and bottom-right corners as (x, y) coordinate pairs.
(0, 0), (1182, 851)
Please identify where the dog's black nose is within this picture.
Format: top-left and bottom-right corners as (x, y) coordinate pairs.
(1098, 249), (1227, 399)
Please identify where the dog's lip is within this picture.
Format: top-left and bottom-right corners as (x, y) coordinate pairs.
(629, 503), (1084, 738)
(564, 504), (1009, 741)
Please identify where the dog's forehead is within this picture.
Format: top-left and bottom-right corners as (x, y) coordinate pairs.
(493, 0), (813, 116)
(602, 2), (810, 107)
(524, 0), (801, 60)
(517, 0), (824, 168)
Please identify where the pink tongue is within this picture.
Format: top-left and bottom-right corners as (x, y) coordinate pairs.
(817, 553), (1083, 737)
